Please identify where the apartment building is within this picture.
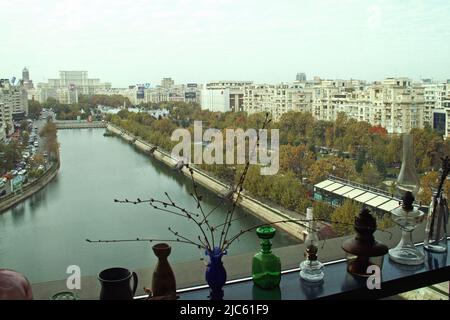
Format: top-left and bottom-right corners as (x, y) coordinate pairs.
(0, 122), (6, 142)
(242, 77), (426, 134)
(429, 80), (450, 139)
(243, 83), (312, 120)
(0, 79), (28, 123)
(0, 100), (12, 141)
(161, 77), (175, 89)
(201, 81), (252, 112)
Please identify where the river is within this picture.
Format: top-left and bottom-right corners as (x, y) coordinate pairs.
(0, 129), (298, 284)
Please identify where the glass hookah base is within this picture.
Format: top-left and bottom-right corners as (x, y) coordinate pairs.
(388, 247), (425, 265)
(299, 260), (324, 282)
(299, 269), (324, 282)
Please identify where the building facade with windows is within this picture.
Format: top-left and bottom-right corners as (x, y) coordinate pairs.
(0, 79), (28, 123)
(35, 71), (111, 104)
(240, 77), (426, 134)
(243, 83), (312, 120)
(201, 81), (251, 113)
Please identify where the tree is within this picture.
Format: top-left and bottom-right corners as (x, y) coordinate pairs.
(40, 122), (59, 161)
(312, 201), (334, 221)
(355, 150), (366, 173)
(308, 157), (357, 184)
(279, 144), (315, 177)
(331, 199), (361, 236)
(28, 100), (42, 120)
(417, 170), (450, 204)
(361, 163), (382, 186)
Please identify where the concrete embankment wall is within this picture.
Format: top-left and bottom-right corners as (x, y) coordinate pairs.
(107, 123), (307, 240)
(0, 162), (60, 213)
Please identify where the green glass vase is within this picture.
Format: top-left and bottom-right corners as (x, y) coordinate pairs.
(252, 226), (281, 289)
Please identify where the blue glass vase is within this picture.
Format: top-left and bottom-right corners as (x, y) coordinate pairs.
(205, 247), (227, 300)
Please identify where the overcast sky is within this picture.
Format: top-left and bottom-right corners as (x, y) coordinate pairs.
(1, 0), (449, 87)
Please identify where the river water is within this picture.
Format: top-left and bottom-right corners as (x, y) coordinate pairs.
(0, 129), (298, 283)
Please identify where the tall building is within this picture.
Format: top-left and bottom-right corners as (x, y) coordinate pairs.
(0, 100), (12, 141)
(201, 81), (251, 112)
(243, 83), (312, 120)
(22, 67), (29, 82)
(35, 71), (111, 104)
(0, 119), (6, 142)
(21, 67), (34, 90)
(296, 73), (307, 82)
(0, 78), (28, 123)
(161, 78), (175, 89)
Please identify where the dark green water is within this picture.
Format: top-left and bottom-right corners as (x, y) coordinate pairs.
(0, 129), (298, 283)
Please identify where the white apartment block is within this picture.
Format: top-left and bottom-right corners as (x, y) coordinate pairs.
(0, 122), (6, 142)
(36, 71), (111, 104)
(0, 79), (28, 123)
(310, 78), (425, 133)
(242, 77), (427, 134)
(201, 81), (252, 113)
(243, 83), (312, 120)
(0, 101), (13, 140)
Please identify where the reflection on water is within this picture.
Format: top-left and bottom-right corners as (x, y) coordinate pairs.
(11, 204), (26, 225)
(0, 129), (299, 283)
(29, 188), (48, 211)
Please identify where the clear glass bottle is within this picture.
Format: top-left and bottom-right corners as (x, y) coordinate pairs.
(299, 208), (324, 282)
(389, 192), (425, 265)
(396, 133), (420, 198)
(252, 226), (281, 289)
(424, 193), (448, 253)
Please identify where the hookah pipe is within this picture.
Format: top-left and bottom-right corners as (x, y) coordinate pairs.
(429, 156), (450, 239)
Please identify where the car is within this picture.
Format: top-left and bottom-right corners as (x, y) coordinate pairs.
(19, 169), (27, 176)
(34, 141), (39, 147)
(11, 170), (18, 176)
(3, 173), (13, 180)
(38, 165), (45, 171)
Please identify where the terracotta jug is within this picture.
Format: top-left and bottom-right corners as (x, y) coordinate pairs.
(151, 243), (176, 299)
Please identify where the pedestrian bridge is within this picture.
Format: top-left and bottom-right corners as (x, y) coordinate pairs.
(54, 121), (107, 129)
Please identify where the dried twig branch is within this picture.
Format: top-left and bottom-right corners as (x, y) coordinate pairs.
(86, 237), (203, 248)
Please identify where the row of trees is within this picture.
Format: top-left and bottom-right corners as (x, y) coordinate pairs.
(78, 94), (131, 108)
(106, 101), (447, 236)
(0, 141), (22, 174)
(39, 121), (59, 161)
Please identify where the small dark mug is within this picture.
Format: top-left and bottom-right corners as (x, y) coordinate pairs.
(98, 267), (138, 300)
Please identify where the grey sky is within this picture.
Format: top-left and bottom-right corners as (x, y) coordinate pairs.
(1, 0), (449, 87)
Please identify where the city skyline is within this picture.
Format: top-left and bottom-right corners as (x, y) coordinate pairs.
(2, 0), (450, 87)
